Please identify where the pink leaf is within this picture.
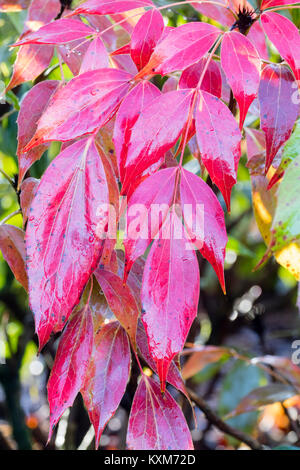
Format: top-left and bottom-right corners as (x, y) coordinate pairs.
(17, 80), (59, 184)
(130, 9), (164, 71)
(136, 320), (189, 399)
(136, 22), (221, 78)
(258, 64), (299, 173)
(124, 167), (178, 280)
(180, 168), (227, 293)
(0, 225), (28, 290)
(141, 211), (200, 391)
(195, 90), (241, 211)
(26, 138), (110, 349)
(261, 12), (300, 82)
(95, 269), (140, 348)
(80, 35), (109, 73)
(114, 80), (161, 183)
(47, 305), (93, 440)
(13, 19), (94, 46)
(81, 321), (131, 449)
(127, 375), (193, 450)
(179, 58), (222, 97)
(193, 1), (235, 27)
(261, 0), (300, 9)
(221, 31), (261, 129)
(19, 177), (40, 227)
(69, 0), (154, 16)
(23, 68), (132, 150)
(120, 89), (194, 193)
(247, 20), (269, 61)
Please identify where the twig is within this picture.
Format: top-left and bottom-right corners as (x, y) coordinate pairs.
(0, 210), (22, 226)
(186, 387), (264, 450)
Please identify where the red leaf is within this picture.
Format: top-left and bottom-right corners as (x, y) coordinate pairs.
(6, 44), (54, 91)
(81, 321), (131, 449)
(258, 64), (299, 173)
(124, 167), (178, 280)
(47, 305), (93, 440)
(94, 269), (140, 348)
(17, 80), (59, 184)
(180, 168), (227, 293)
(195, 90), (241, 211)
(261, 12), (300, 82)
(179, 58), (222, 98)
(26, 138), (110, 349)
(221, 31), (261, 129)
(114, 80), (161, 183)
(70, 0), (154, 16)
(6, 0), (60, 90)
(19, 177), (39, 227)
(136, 321), (189, 399)
(141, 211), (200, 391)
(80, 35), (109, 73)
(24, 69), (132, 150)
(136, 22), (221, 78)
(120, 89), (194, 193)
(130, 9), (164, 71)
(261, 0), (300, 9)
(0, 225), (28, 290)
(13, 19), (94, 46)
(127, 375), (193, 450)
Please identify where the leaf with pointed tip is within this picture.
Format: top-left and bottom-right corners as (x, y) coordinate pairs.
(80, 35), (109, 73)
(20, 177), (39, 227)
(17, 80), (59, 184)
(0, 225), (28, 290)
(227, 384), (297, 418)
(136, 22), (221, 78)
(24, 69), (132, 151)
(70, 0), (153, 17)
(124, 167), (178, 280)
(6, 0), (60, 91)
(195, 90), (241, 211)
(94, 269), (140, 348)
(221, 31), (260, 129)
(179, 58), (222, 97)
(81, 321), (131, 449)
(136, 320), (189, 399)
(113, 80), (161, 183)
(130, 9), (164, 71)
(13, 19), (94, 46)
(47, 305), (93, 440)
(141, 211), (200, 392)
(261, 12), (300, 82)
(180, 168), (227, 293)
(26, 138), (110, 350)
(181, 346), (231, 380)
(6, 44), (54, 92)
(258, 64), (299, 173)
(120, 90), (194, 193)
(127, 375), (193, 450)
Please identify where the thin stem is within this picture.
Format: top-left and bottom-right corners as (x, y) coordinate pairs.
(0, 109), (17, 122)
(0, 210), (22, 226)
(186, 387), (264, 449)
(0, 168), (14, 186)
